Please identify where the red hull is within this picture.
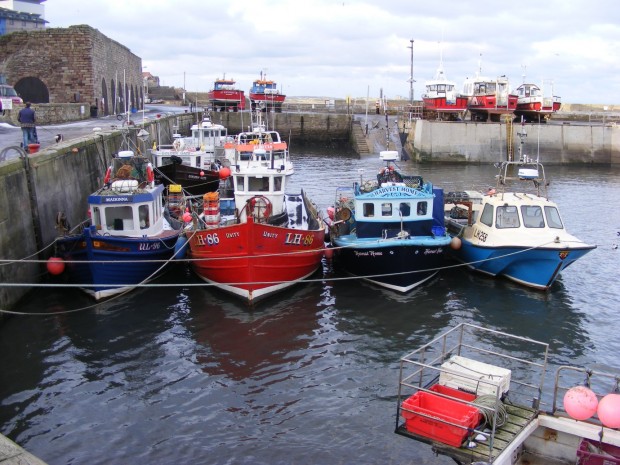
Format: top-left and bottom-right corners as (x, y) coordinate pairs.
(188, 219), (325, 302)
(207, 90), (246, 110)
(423, 96), (468, 112)
(249, 93), (286, 104)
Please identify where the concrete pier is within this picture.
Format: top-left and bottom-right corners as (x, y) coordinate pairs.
(0, 434), (48, 464)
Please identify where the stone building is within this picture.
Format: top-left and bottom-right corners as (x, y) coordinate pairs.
(0, 0), (46, 35)
(0, 24), (143, 116)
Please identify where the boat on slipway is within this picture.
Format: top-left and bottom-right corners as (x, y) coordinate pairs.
(444, 136), (595, 290)
(422, 54), (468, 121)
(186, 112), (325, 303)
(150, 115), (232, 196)
(328, 150), (452, 293)
(462, 61), (518, 122)
(513, 81), (562, 123)
(52, 150), (183, 300)
(395, 322), (620, 465)
(249, 71), (286, 112)
(207, 76), (246, 112)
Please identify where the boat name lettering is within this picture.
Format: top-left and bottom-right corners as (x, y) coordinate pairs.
(423, 248), (443, 255)
(353, 251), (383, 257)
(225, 232), (240, 239)
(103, 196), (131, 203)
(196, 233), (220, 246)
(367, 187), (417, 198)
(138, 242), (162, 251)
(473, 228), (488, 242)
(284, 233), (303, 245)
(263, 232), (278, 239)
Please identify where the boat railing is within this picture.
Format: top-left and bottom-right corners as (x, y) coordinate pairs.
(396, 323), (549, 461)
(496, 160), (548, 197)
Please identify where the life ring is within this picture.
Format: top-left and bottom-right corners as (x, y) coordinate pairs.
(248, 196), (272, 222)
(103, 166), (112, 184)
(146, 163), (154, 183)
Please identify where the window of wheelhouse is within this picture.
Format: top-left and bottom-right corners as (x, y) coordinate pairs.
(273, 176), (283, 192)
(416, 201), (428, 216)
(544, 206), (564, 229)
(381, 202), (392, 217)
(399, 202), (411, 217)
(139, 205), (150, 229)
(235, 176), (245, 192)
(480, 204), (493, 226)
(92, 207), (102, 229)
(105, 206), (133, 231)
(496, 205), (520, 229)
(363, 203), (375, 217)
(521, 205), (545, 228)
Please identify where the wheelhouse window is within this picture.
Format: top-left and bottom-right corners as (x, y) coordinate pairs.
(521, 205), (545, 228)
(544, 206), (564, 229)
(416, 201), (428, 216)
(273, 176), (283, 192)
(236, 176), (245, 191)
(496, 205), (520, 229)
(399, 202), (411, 217)
(480, 204), (493, 227)
(139, 205), (150, 229)
(105, 206), (133, 231)
(381, 202), (392, 217)
(363, 203), (375, 217)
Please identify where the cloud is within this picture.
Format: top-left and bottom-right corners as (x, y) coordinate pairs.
(44, 0), (620, 103)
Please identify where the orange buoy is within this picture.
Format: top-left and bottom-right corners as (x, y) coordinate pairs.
(47, 257), (65, 275)
(324, 248), (334, 260)
(219, 167), (231, 179)
(450, 237), (462, 250)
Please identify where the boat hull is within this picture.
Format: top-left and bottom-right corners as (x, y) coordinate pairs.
(207, 90), (246, 111)
(450, 239), (595, 289)
(55, 227), (181, 300)
(332, 236), (451, 292)
(154, 163), (220, 196)
(423, 96), (468, 112)
(249, 93), (286, 112)
(188, 220), (325, 302)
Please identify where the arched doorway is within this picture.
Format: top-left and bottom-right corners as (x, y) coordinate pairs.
(14, 76), (49, 103)
(101, 78), (109, 115)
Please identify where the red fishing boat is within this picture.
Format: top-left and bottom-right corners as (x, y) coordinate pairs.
(422, 60), (468, 121)
(463, 67), (518, 122)
(513, 81), (561, 122)
(207, 76), (246, 112)
(249, 71), (286, 112)
(186, 112), (325, 303)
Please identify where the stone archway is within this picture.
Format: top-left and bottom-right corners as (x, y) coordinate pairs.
(14, 76), (49, 103)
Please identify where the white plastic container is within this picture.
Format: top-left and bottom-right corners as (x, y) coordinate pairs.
(438, 355), (511, 397)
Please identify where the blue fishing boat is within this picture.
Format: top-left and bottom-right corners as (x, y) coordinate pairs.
(53, 150), (183, 299)
(328, 151), (452, 292)
(444, 159), (595, 290)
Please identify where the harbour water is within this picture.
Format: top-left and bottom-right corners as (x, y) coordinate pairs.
(0, 151), (619, 465)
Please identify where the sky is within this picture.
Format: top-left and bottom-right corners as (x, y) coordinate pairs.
(42, 0), (620, 104)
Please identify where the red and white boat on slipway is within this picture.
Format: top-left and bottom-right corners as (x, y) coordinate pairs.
(186, 112), (325, 303)
(463, 67), (518, 122)
(249, 71), (286, 112)
(422, 59), (468, 121)
(207, 76), (246, 112)
(513, 81), (561, 122)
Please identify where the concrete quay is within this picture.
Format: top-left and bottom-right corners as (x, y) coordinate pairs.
(0, 433), (47, 465)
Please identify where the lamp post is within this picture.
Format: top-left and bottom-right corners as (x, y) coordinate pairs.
(408, 39), (415, 106)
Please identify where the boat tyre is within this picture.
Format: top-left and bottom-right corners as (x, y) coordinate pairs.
(248, 196), (272, 223)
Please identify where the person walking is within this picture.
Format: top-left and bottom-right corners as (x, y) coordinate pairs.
(18, 102), (37, 152)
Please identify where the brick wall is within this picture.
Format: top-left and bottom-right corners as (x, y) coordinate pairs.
(0, 25), (143, 115)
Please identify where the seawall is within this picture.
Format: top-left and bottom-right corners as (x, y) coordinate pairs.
(405, 120), (620, 164)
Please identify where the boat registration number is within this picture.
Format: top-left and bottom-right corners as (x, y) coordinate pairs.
(473, 228), (488, 243)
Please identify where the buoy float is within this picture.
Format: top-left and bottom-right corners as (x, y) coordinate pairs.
(200, 170), (205, 176)
(46, 257), (65, 275)
(324, 248), (334, 260)
(597, 393), (620, 428)
(182, 211), (192, 223)
(563, 385), (599, 420)
(450, 237), (462, 250)
(219, 167), (231, 179)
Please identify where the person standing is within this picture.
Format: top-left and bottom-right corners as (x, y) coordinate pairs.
(18, 102), (37, 152)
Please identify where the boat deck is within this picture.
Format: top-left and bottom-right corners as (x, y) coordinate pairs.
(396, 402), (538, 464)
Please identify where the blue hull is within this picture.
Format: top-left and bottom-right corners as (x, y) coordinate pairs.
(451, 239), (595, 290)
(333, 236), (451, 292)
(56, 227), (181, 299)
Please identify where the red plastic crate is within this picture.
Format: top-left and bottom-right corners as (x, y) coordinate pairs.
(577, 439), (620, 465)
(401, 391), (481, 447)
(429, 383), (477, 402)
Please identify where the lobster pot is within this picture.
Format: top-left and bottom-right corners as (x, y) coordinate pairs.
(204, 213), (221, 229)
(203, 192), (220, 217)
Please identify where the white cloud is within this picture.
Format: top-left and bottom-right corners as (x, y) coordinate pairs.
(43, 0), (620, 103)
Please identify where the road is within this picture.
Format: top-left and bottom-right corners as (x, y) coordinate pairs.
(0, 105), (189, 163)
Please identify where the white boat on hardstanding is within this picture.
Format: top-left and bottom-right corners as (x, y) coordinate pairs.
(395, 323), (620, 465)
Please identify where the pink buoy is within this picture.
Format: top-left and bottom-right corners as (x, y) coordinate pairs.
(200, 171), (205, 176)
(598, 394), (620, 428)
(564, 386), (598, 420)
(450, 237), (462, 250)
(182, 212), (192, 223)
(46, 257), (65, 275)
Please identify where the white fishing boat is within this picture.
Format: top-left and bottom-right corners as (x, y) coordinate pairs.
(395, 322), (620, 465)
